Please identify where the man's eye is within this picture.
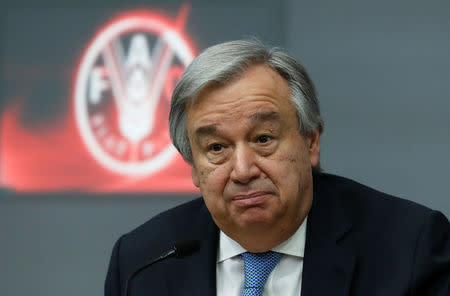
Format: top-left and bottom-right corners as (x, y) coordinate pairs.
(257, 135), (271, 143)
(209, 143), (223, 152)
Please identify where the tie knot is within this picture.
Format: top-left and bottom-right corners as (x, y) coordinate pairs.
(241, 251), (283, 296)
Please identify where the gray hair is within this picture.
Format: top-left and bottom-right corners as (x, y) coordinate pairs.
(169, 39), (324, 171)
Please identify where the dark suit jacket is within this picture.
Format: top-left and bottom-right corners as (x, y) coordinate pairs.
(105, 173), (450, 296)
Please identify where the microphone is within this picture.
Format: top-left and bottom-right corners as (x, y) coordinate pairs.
(125, 240), (201, 296)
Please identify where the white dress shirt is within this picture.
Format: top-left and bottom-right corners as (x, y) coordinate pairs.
(216, 217), (307, 296)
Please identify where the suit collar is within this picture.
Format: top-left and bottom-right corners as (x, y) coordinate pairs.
(301, 173), (356, 296)
(218, 214), (307, 261)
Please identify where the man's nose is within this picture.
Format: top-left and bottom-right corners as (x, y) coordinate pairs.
(229, 144), (261, 184)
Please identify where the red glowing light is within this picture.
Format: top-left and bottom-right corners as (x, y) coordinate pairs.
(1, 5), (199, 193)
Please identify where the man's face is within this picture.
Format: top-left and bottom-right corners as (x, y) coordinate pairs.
(186, 65), (320, 251)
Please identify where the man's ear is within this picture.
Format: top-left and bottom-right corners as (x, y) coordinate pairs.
(308, 129), (321, 167)
(191, 165), (200, 188)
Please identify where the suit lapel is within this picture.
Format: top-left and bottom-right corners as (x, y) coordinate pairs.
(168, 199), (219, 296)
(301, 174), (356, 296)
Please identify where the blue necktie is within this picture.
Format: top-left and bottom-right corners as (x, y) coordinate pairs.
(241, 251), (283, 296)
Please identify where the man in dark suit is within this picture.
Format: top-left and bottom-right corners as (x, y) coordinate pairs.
(105, 39), (450, 296)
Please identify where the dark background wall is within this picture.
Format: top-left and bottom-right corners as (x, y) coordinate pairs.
(1, 0), (449, 295)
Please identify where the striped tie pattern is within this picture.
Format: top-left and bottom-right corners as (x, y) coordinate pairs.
(241, 251), (283, 296)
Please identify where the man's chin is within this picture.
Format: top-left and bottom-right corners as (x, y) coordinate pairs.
(234, 208), (278, 230)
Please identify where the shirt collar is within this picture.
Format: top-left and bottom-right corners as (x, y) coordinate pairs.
(217, 216), (308, 263)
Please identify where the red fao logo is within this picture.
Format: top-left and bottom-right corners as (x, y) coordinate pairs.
(73, 6), (195, 176)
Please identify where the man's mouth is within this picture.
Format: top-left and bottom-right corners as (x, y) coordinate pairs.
(232, 191), (272, 206)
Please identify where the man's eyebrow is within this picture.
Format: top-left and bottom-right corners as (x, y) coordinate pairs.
(250, 111), (280, 122)
(195, 125), (217, 136)
(194, 112), (280, 137)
